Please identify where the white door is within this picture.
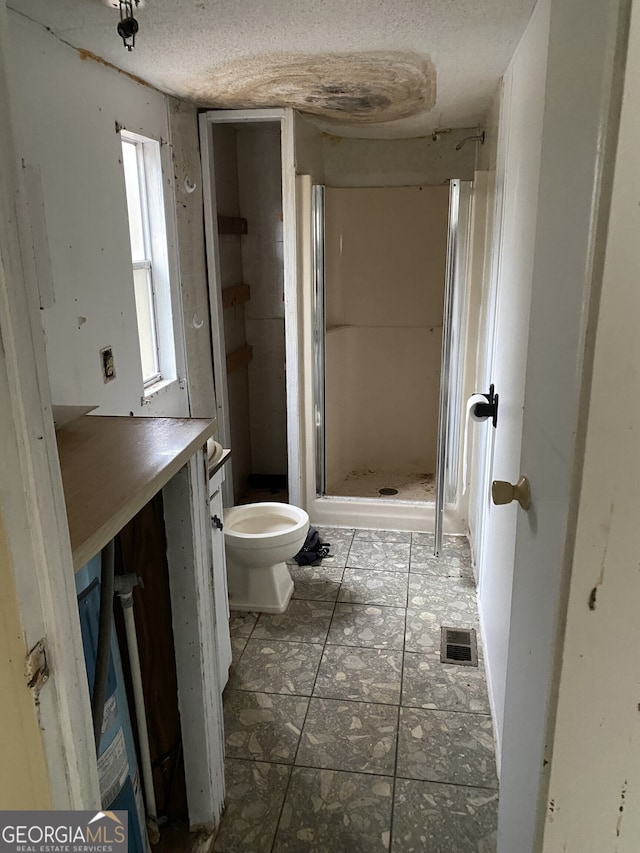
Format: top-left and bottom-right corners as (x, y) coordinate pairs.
(474, 0), (550, 751)
(496, 0), (627, 849)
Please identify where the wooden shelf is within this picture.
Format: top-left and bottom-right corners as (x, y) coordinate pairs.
(222, 283), (251, 309)
(226, 344), (253, 374)
(56, 415), (215, 571)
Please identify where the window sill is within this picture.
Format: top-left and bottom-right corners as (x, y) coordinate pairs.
(142, 377), (182, 403)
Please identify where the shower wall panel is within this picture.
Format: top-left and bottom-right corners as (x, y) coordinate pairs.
(324, 186), (449, 487)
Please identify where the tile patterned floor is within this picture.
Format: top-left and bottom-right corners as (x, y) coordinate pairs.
(215, 528), (498, 853)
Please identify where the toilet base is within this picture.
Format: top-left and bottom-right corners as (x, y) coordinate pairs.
(226, 556), (294, 614)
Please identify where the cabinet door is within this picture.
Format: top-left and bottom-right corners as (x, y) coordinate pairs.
(210, 474), (232, 687)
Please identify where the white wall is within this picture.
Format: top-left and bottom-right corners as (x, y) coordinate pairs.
(539, 2), (639, 848)
(294, 114), (325, 183)
(294, 118), (478, 188)
(470, 0), (550, 762)
(7, 12), (189, 417)
(322, 129), (477, 187)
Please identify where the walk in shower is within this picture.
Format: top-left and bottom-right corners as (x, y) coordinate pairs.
(313, 180), (472, 542)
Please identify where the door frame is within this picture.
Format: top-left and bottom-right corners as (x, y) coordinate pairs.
(0, 6), (100, 807)
(311, 184), (326, 498)
(199, 108), (300, 507)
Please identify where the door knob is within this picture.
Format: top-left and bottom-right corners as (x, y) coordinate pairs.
(492, 476), (531, 510)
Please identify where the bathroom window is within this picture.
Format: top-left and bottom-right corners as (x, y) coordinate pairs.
(121, 130), (177, 391)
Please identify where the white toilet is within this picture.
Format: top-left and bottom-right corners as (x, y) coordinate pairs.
(223, 502), (310, 613)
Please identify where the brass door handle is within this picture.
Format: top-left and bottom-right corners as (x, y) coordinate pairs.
(492, 476), (531, 510)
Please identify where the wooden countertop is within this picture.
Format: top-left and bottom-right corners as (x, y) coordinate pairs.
(56, 415), (215, 571)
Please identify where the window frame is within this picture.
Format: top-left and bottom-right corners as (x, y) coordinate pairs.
(120, 129), (182, 396)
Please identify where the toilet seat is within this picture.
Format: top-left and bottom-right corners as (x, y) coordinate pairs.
(223, 502), (309, 612)
(225, 502), (308, 539)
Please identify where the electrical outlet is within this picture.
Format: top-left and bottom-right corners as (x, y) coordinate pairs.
(100, 346), (116, 383)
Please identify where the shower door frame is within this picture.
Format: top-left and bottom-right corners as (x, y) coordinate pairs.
(309, 180), (472, 533)
(434, 179), (473, 553)
(312, 185), (326, 498)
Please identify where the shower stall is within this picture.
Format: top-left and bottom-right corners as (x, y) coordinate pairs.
(312, 180), (472, 540)
(199, 110), (472, 540)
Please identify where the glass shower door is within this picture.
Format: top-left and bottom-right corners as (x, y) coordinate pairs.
(312, 179), (472, 545)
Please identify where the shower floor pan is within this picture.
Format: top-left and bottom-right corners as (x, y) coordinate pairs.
(327, 469), (436, 501)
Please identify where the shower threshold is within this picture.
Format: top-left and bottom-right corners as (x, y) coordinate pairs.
(310, 493), (462, 534)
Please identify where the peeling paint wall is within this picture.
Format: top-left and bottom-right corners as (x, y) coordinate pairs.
(7, 12), (193, 417)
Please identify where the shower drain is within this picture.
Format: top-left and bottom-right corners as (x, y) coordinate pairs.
(379, 487), (398, 495)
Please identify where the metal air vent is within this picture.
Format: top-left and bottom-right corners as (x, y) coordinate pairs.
(440, 626), (478, 667)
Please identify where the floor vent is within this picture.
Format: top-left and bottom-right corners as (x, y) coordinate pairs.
(379, 487), (398, 495)
(440, 627), (478, 667)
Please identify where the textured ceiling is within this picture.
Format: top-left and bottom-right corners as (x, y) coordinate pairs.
(8, 0), (536, 138)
